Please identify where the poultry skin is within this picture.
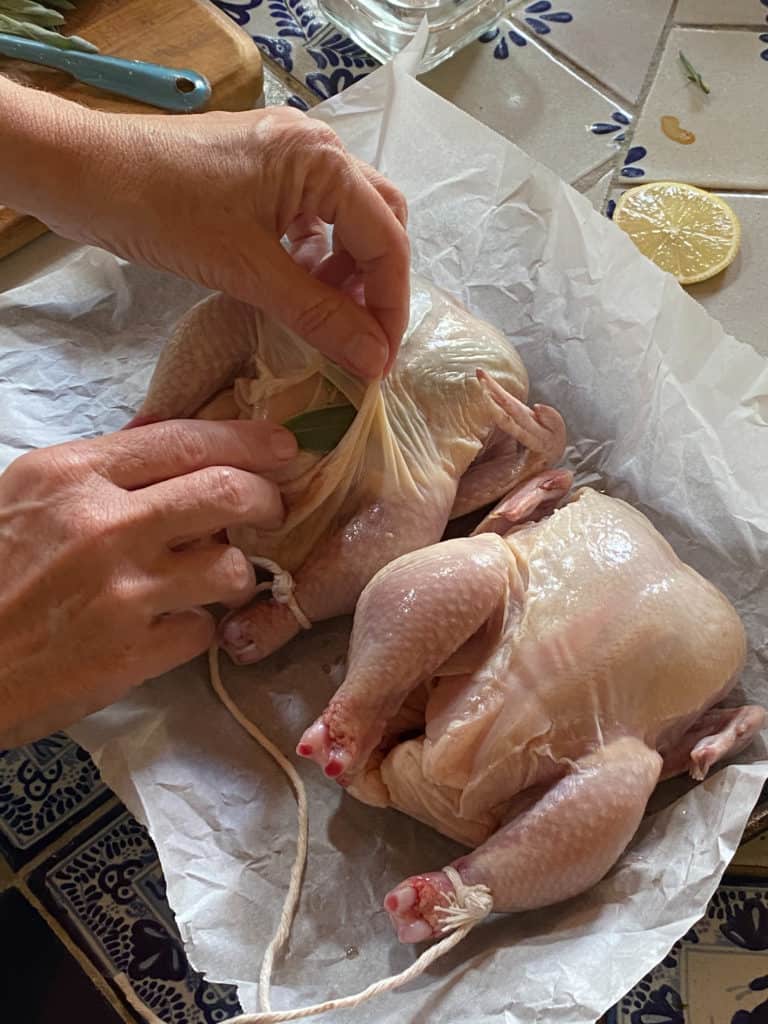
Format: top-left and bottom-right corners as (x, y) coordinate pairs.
(297, 455), (764, 944)
(133, 276), (567, 664)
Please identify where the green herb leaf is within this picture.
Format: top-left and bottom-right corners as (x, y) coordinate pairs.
(283, 404), (357, 453)
(0, 1), (98, 52)
(0, 0), (64, 27)
(679, 50), (710, 95)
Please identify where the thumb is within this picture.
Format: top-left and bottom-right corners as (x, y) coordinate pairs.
(242, 241), (391, 380)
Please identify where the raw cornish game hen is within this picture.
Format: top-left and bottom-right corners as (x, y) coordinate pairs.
(133, 276), (567, 664)
(297, 466), (765, 944)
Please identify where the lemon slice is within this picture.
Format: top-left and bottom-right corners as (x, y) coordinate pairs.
(613, 181), (741, 285)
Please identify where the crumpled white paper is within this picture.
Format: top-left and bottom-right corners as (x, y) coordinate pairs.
(1, 34), (767, 1024)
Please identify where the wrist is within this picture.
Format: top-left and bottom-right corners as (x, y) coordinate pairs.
(0, 76), (112, 238)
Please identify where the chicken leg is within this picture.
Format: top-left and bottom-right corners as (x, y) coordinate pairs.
(385, 737), (662, 942)
(221, 385), (564, 665)
(296, 533), (517, 778)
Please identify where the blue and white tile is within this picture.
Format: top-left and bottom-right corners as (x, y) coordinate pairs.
(676, 0), (768, 27)
(212, 0), (378, 102)
(31, 807), (241, 1024)
(607, 877), (768, 1023)
(510, 0), (674, 105)
(422, 22), (631, 184)
(0, 732), (110, 868)
(630, 27), (768, 190)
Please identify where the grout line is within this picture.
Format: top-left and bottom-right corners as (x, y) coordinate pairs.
(674, 22), (768, 31)
(14, 795), (120, 884)
(260, 52), (320, 106)
(570, 157), (619, 196)
(19, 879), (139, 1024)
(507, 18), (638, 114)
(603, 0), (682, 203)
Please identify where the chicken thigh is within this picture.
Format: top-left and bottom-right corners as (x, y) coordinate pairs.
(298, 472), (764, 943)
(132, 277), (566, 664)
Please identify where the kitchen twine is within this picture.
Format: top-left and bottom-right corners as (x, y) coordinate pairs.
(114, 558), (493, 1023)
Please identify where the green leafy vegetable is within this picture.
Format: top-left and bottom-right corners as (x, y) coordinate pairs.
(0, 0), (64, 28)
(0, 1), (98, 52)
(283, 404), (357, 453)
(679, 50), (710, 95)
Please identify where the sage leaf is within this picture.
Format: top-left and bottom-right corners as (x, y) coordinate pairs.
(0, 1), (98, 52)
(0, 0), (64, 27)
(283, 404), (357, 453)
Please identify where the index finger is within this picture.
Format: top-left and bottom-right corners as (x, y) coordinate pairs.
(316, 155), (411, 372)
(84, 419), (298, 490)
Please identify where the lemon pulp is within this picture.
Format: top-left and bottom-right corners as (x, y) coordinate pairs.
(613, 181), (741, 285)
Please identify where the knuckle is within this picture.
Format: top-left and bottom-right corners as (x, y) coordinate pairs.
(164, 424), (210, 467)
(4, 449), (46, 491)
(221, 547), (255, 594)
(208, 466), (252, 517)
(307, 120), (341, 149)
(7, 445), (84, 491)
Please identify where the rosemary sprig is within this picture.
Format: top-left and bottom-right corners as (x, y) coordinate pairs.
(679, 50), (710, 95)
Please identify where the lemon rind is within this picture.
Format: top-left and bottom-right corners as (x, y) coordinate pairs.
(613, 181), (741, 286)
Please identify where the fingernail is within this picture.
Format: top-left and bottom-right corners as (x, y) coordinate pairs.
(345, 335), (388, 379)
(271, 427), (298, 460)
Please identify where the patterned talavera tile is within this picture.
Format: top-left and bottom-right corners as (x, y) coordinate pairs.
(676, 0), (768, 27)
(212, 0), (379, 102)
(0, 732), (110, 869)
(1, 887), (127, 1023)
(606, 189), (768, 360)
(30, 806), (241, 1024)
(509, 0), (674, 105)
(630, 27), (768, 190)
(422, 22), (631, 184)
(607, 877), (768, 1023)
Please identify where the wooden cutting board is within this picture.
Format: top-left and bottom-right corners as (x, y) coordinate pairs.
(0, 0), (264, 259)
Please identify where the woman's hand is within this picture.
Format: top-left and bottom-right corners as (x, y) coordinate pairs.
(0, 79), (410, 378)
(0, 419), (297, 748)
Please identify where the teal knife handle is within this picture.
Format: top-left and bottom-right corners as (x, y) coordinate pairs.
(0, 33), (211, 113)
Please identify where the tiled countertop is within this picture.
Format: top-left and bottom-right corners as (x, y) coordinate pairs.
(2, 2), (768, 1023)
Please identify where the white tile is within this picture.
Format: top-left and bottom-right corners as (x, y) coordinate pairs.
(630, 27), (768, 190)
(511, 0), (674, 104)
(677, 0), (768, 26)
(581, 169), (614, 212)
(422, 22), (630, 184)
(609, 190), (768, 359)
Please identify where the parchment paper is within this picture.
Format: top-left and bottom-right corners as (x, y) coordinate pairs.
(2, 35), (767, 1024)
